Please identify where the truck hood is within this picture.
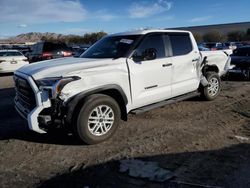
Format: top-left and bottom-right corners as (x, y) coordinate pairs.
(17, 57), (116, 80)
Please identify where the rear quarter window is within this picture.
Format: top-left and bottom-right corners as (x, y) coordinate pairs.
(169, 34), (193, 56)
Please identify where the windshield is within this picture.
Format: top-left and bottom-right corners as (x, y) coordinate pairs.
(81, 35), (141, 58)
(0, 51), (23, 56)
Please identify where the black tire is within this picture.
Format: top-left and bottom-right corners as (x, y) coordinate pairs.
(243, 69), (250, 80)
(75, 94), (121, 144)
(201, 72), (221, 101)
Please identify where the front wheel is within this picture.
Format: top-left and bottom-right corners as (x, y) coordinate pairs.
(201, 72), (221, 101)
(75, 94), (121, 144)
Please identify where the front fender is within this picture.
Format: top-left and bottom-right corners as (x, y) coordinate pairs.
(64, 84), (128, 125)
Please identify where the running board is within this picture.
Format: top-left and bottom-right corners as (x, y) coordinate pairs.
(131, 92), (200, 115)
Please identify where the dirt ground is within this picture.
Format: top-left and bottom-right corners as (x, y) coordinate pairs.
(0, 74), (250, 188)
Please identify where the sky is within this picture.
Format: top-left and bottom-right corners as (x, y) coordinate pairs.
(0, 0), (249, 38)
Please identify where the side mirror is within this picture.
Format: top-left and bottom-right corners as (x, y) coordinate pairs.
(142, 48), (157, 61)
(132, 51), (142, 62)
(132, 48), (157, 62)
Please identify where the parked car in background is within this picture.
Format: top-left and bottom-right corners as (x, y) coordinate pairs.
(203, 42), (228, 51)
(234, 42), (244, 48)
(198, 44), (210, 51)
(9, 46), (32, 57)
(28, 42), (72, 63)
(0, 50), (29, 73)
(71, 46), (90, 57)
(229, 46), (250, 80)
(224, 42), (237, 50)
(224, 42), (244, 50)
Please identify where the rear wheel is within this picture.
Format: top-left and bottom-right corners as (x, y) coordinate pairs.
(75, 94), (121, 144)
(201, 72), (221, 101)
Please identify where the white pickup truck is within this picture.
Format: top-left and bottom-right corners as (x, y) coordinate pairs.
(14, 30), (231, 144)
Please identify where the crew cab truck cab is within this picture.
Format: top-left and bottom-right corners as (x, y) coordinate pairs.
(14, 30), (230, 144)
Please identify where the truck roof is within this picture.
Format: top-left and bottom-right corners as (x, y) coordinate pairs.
(111, 29), (191, 36)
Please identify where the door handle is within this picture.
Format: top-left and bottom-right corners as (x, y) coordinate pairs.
(162, 63), (172, 67)
(192, 58), (199, 62)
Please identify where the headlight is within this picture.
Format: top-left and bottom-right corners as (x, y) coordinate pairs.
(36, 76), (81, 98)
(36, 77), (61, 86)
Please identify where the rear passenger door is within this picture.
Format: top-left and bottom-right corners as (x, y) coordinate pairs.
(168, 33), (200, 97)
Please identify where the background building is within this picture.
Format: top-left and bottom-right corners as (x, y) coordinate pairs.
(168, 22), (250, 35)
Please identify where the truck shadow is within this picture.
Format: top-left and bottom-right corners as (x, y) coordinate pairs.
(0, 88), (83, 146)
(37, 143), (250, 188)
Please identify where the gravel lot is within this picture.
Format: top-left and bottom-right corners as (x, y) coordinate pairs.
(0, 74), (250, 188)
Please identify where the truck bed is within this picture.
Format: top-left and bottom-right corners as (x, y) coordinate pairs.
(200, 50), (232, 76)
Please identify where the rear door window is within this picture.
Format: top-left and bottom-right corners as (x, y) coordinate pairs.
(169, 34), (193, 56)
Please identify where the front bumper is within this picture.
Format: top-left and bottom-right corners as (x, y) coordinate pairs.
(14, 72), (51, 134)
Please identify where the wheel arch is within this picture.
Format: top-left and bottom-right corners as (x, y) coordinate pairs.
(65, 84), (128, 127)
(202, 64), (219, 75)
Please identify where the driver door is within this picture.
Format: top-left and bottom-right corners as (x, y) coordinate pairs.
(127, 34), (172, 109)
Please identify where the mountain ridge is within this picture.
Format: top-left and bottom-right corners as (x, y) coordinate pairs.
(0, 32), (74, 43)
